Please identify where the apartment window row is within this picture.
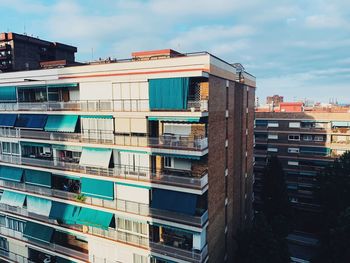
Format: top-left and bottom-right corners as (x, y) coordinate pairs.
(288, 148), (300, 153)
(287, 134), (325, 142)
(117, 218), (148, 236)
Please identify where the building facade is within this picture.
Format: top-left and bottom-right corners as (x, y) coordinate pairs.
(254, 109), (350, 261)
(0, 49), (255, 263)
(0, 32), (77, 72)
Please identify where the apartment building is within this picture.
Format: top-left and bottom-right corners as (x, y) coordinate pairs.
(254, 104), (350, 235)
(0, 49), (255, 263)
(0, 32), (77, 72)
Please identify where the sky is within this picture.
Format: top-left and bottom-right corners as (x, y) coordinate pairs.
(0, 0), (349, 103)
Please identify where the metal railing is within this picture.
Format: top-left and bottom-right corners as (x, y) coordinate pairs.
(0, 127), (208, 151)
(0, 180), (208, 226)
(0, 99), (208, 112)
(0, 204), (207, 263)
(0, 225), (88, 262)
(0, 154), (208, 189)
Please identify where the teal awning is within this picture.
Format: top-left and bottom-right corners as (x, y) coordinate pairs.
(0, 191), (26, 207)
(332, 121), (350, 127)
(0, 87), (16, 101)
(23, 221), (54, 244)
(0, 166), (23, 182)
(27, 196), (52, 217)
(76, 207), (114, 229)
(79, 147), (112, 168)
(48, 83), (78, 88)
(148, 116), (200, 122)
(20, 141), (51, 148)
(56, 257), (76, 263)
(24, 169), (52, 188)
(149, 77), (189, 110)
(81, 115), (113, 119)
(153, 153), (201, 160)
(81, 178), (114, 200)
(116, 182), (151, 190)
(44, 115), (78, 133)
(49, 202), (81, 225)
(52, 144), (82, 151)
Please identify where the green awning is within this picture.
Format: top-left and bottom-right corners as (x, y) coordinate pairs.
(48, 83), (78, 88)
(27, 196), (52, 217)
(24, 169), (52, 188)
(81, 178), (114, 200)
(20, 141), (51, 148)
(81, 115), (113, 119)
(76, 207), (114, 229)
(44, 115), (78, 133)
(79, 147), (112, 168)
(49, 202), (81, 225)
(153, 153), (201, 160)
(0, 191), (26, 207)
(116, 182), (151, 190)
(0, 166), (24, 182)
(52, 144), (82, 151)
(56, 257), (76, 263)
(148, 116), (200, 122)
(23, 221), (54, 244)
(0, 86), (17, 101)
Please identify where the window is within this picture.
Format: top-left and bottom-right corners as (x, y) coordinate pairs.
(0, 237), (8, 252)
(0, 215), (6, 226)
(7, 217), (25, 232)
(289, 122), (300, 128)
(133, 254), (148, 263)
(267, 121), (279, 128)
(268, 134), (278, 140)
(288, 161), (299, 166)
(164, 157), (172, 168)
(288, 134), (300, 141)
(11, 143), (19, 155)
(303, 135), (313, 141)
(314, 135), (324, 142)
(117, 218), (148, 236)
(288, 148), (300, 153)
(2, 142), (10, 154)
(267, 147), (278, 152)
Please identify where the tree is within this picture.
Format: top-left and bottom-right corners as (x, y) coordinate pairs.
(236, 213), (290, 263)
(261, 156), (293, 237)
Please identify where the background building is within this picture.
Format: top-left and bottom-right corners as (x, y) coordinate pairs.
(254, 102), (350, 262)
(0, 49), (255, 263)
(0, 32), (77, 72)
(266, 94), (284, 106)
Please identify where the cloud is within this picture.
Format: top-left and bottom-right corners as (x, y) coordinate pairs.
(305, 14), (347, 28)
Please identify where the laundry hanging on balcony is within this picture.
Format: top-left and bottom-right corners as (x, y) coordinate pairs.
(149, 77), (189, 110)
(44, 115), (79, 132)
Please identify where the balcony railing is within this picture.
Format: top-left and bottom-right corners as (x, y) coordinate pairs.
(0, 99), (208, 112)
(0, 154), (208, 189)
(0, 225), (88, 262)
(0, 180), (208, 227)
(0, 128), (208, 151)
(0, 204), (208, 263)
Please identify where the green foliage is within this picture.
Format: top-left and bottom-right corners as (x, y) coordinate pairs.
(74, 193), (86, 202)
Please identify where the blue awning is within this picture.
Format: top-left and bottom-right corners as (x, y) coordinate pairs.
(15, 114), (47, 130)
(151, 189), (198, 215)
(0, 87), (16, 102)
(49, 202), (81, 225)
(149, 78), (189, 110)
(81, 178), (114, 200)
(27, 196), (52, 217)
(23, 221), (54, 244)
(0, 191), (26, 207)
(44, 115), (78, 132)
(24, 169), (52, 188)
(76, 207), (114, 229)
(79, 147), (112, 168)
(0, 114), (17, 127)
(148, 116), (200, 122)
(0, 166), (23, 182)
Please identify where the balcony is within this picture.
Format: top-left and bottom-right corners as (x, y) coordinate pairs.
(0, 128), (208, 151)
(0, 154), (208, 189)
(0, 180), (208, 227)
(0, 99), (208, 112)
(0, 225), (88, 262)
(0, 45), (10, 51)
(0, 204), (208, 263)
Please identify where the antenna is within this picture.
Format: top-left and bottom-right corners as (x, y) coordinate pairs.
(91, 48), (94, 61)
(24, 24), (26, 35)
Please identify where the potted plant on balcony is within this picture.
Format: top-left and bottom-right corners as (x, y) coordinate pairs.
(74, 193), (86, 202)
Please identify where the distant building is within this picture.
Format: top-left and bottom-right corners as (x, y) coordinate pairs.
(0, 32), (77, 72)
(266, 94), (284, 106)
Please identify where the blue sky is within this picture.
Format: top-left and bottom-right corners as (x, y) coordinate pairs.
(1, 0), (349, 103)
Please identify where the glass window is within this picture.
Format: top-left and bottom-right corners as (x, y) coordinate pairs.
(267, 121), (279, 128)
(288, 134), (300, 141)
(164, 157), (172, 168)
(11, 143), (19, 155)
(289, 122), (301, 128)
(288, 148), (300, 153)
(2, 142), (10, 154)
(7, 217), (25, 232)
(303, 135), (313, 141)
(314, 135), (324, 142)
(133, 254), (148, 263)
(0, 237), (8, 251)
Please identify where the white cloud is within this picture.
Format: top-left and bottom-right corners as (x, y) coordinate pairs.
(305, 14), (347, 28)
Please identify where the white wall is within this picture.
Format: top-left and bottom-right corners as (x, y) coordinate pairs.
(69, 88), (80, 101)
(164, 123), (191, 135)
(9, 240), (28, 258)
(112, 81), (149, 111)
(79, 81), (112, 100)
(116, 184), (150, 204)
